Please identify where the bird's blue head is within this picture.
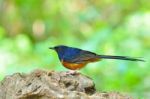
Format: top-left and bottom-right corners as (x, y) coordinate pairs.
(49, 45), (81, 61)
(49, 45), (69, 60)
(49, 45), (68, 53)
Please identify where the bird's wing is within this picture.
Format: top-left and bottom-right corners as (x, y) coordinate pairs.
(70, 50), (99, 63)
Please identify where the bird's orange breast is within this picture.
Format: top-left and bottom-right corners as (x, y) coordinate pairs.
(61, 58), (100, 70)
(61, 61), (87, 70)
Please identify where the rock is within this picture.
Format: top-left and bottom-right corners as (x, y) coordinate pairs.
(0, 69), (132, 99)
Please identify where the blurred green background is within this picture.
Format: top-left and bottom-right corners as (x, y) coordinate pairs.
(0, 0), (150, 98)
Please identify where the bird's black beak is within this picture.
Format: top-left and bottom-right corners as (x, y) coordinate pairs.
(49, 47), (54, 50)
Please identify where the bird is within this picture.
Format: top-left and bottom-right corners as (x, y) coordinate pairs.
(49, 45), (144, 70)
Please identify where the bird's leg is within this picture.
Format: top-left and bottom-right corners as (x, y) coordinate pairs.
(61, 70), (80, 76)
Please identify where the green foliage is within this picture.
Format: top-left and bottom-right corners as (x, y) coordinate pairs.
(0, 0), (150, 98)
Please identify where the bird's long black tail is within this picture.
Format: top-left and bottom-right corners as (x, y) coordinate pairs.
(98, 55), (144, 62)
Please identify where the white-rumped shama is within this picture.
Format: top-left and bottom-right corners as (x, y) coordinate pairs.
(49, 45), (144, 70)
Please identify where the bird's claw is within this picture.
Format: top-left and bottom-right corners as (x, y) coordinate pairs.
(62, 70), (80, 76)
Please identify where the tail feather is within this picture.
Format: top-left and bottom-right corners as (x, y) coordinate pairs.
(98, 55), (145, 62)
